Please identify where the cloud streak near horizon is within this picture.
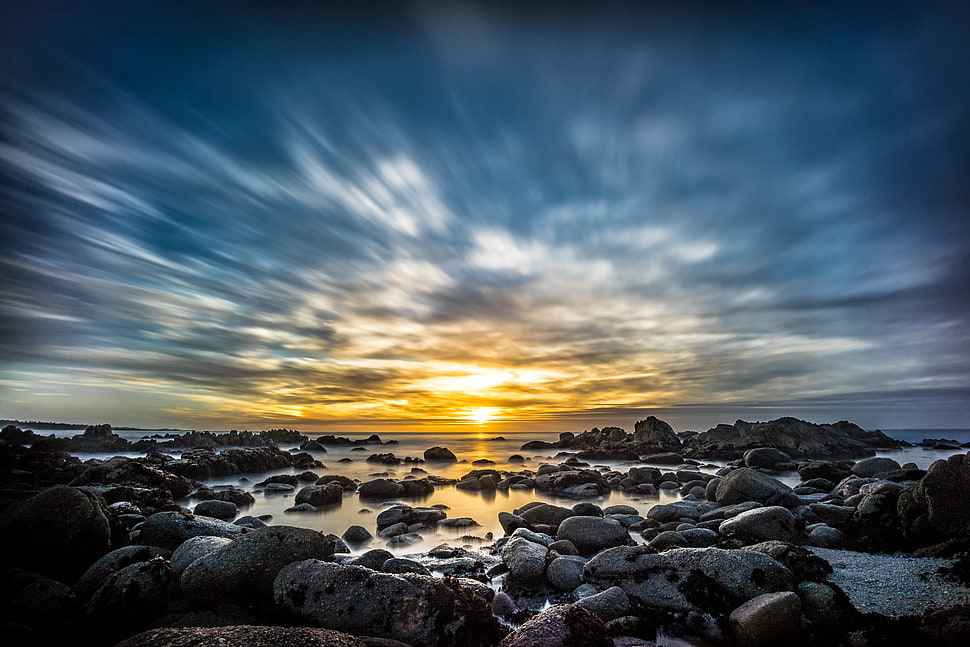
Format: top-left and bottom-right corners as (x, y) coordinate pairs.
(1, 2), (968, 431)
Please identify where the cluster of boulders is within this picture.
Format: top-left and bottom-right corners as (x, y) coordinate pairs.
(521, 416), (908, 461)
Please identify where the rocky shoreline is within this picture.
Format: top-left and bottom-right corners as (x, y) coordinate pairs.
(1, 417), (969, 647)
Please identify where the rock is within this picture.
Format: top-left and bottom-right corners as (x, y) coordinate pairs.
(115, 626), (368, 647)
(170, 535), (233, 577)
(545, 555), (587, 591)
(743, 447), (792, 468)
(518, 503), (574, 528)
(627, 466), (662, 485)
(728, 591), (801, 646)
(719, 506), (805, 545)
(358, 479), (405, 499)
(633, 417), (682, 451)
(798, 460), (853, 482)
(741, 541), (832, 582)
(501, 536), (549, 585)
(556, 516), (633, 556)
(0, 485), (111, 580)
(387, 532), (422, 547)
(851, 457), (902, 478)
(296, 483), (345, 506)
(4, 571), (76, 634)
(137, 511), (247, 550)
(498, 604), (611, 647)
(74, 544), (171, 599)
(342, 525), (373, 546)
(181, 526), (334, 610)
(648, 530), (686, 550)
(642, 452), (684, 464)
(898, 451), (970, 545)
(81, 557), (180, 642)
(382, 557), (432, 576)
(584, 546), (796, 622)
(193, 499), (238, 521)
(548, 539), (579, 555)
(492, 591), (517, 616)
(797, 581), (844, 625)
(574, 585), (631, 622)
(680, 527), (720, 548)
(274, 560), (503, 647)
(715, 468), (798, 508)
(498, 512), (530, 535)
(681, 417), (884, 460)
(807, 524), (845, 548)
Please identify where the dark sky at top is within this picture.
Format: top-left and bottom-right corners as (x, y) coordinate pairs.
(1, 1), (968, 431)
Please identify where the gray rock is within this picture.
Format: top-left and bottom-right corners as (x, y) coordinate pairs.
(545, 555), (587, 591)
(498, 604), (611, 647)
(574, 585), (630, 621)
(137, 511), (246, 550)
(74, 545), (170, 599)
(386, 532), (422, 547)
(510, 527), (553, 546)
(548, 539), (579, 555)
(807, 524), (845, 548)
(234, 515), (269, 528)
(170, 536), (232, 577)
(501, 536), (549, 585)
(81, 557), (180, 641)
(850, 457), (901, 478)
(555, 516), (632, 556)
(382, 557), (431, 576)
(519, 503), (574, 528)
(378, 522), (409, 538)
(584, 546), (795, 619)
(492, 591), (517, 616)
(274, 560), (502, 647)
(181, 525), (334, 609)
(648, 530), (686, 550)
(719, 506), (804, 545)
(358, 479), (405, 499)
(193, 499), (238, 521)
(715, 468), (798, 508)
(646, 501), (701, 523)
(797, 581), (843, 624)
(498, 511), (531, 534)
(295, 483), (344, 506)
(743, 447), (791, 468)
(679, 527), (720, 547)
(342, 525), (373, 546)
(728, 591), (801, 646)
(350, 548), (394, 570)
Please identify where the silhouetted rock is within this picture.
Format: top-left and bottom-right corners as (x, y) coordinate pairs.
(424, 447), (458, 462)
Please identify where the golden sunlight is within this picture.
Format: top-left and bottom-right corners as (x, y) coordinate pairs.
(466, 406), (500, 425)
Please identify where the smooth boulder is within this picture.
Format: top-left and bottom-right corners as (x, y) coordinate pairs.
(498, 604), (611, 647)
(715, 468), (798, 508)
(555, 516), (632, 556)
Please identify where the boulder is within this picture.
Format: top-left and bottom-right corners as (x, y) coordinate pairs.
(193, 499), (238, 521)
(850, 457), (901, 478)
(80, 557), (180, 642)
(501, 536), (549, 585)
(898, 451), (970, 545)
(719, 506), (805, 545)
(358, 479), (406, 499)
(574, 585), (631, 622)
(274, 560), (503, 647)
(137, 511), (247, 550)
(115, 626), (368, 647)
(715, 468), (798, 508)
(181, 526), (335, 610)
(555, 516), (633, 556)
(632, 416), (682, 451)
(423, 447), (458, 462)
(518, 503), (574, 528)
(545, 555), (587, 591)
(296, 483), (344, 506)
(743, 447), (791, 469)
(170, 535), (233, 577)
(498, 604), (611, 647)
(584, 546), (795, 623)
(0, 485), (111, 580)
(74, 545), (171, 599)
(728, 591), (801, 646)
(342, 525), (373, 546)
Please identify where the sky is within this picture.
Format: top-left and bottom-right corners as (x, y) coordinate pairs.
(1, 1), (969, 433)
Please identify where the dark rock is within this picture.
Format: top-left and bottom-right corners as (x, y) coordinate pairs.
(74, 544), (171, 599)
(633, 416), (682, 451)
(81, 557), (180, 642)
(181, 525), (335, 610)
(743, 447), (792, 469)
(555, 516), (633, 556)
(358, 479), (405, 499)
(351, 549), (395, 571)
(728, 591), (801, 646)
(518, 503), (574, 528)
(715, 468), (798, 508)
(342, 525), (373, 546)
(274, 560), (503, 647)
(382, 557), (431, 576)
(719, 506), (805, 545)
(642, 452), (684, 464)
(898, 452), (970, 546)
(545, 555), (587, 591)
(193, 499), (237, 521)
(498, 603), (610, 647)
(296, 483), (344, 506)
(423, 447), (457, 462)
(170, 536), (233, 577)
(851, 457), (902, 478)
(136, 510), (247, 550)
(0, 485), (111, 581)
(501, 536), (548, 585)
(574, 585), (631, 622)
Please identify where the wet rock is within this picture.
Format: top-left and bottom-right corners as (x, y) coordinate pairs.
(715, 468), (798, 508)
(898, 451), (970, 546)
(633, 416), (682, 452)
(719, 506), (805, 545)
(741, 541), (832, 582)
(743, 447), (791, 469)
(728, 591), (801, 647)
(851, 457), (902, 478)
(807, 524), (846, 548)
(274, 560), (503, 647)
(136, 511), (247, 550)
(498, 603), (610, 647)
(797, 581), (844, 625)
(193, 499), (237, 521)
(556, 516), (633, 556)
(0, 485), (111, 581)
(342, 525), (373, 546)
(501, 536), (549, 585)
(642, 452), (684, 464)
(518, 503), (574, 528)
(382, 557), (432, 576)
(548, 539), (579, 555)
(358, 479), (405, 499)
(492, 591), (517, 616)
(498, 512), (531, 534)
(545, 555), (587, 591)
(181, 526), (334, 609)
(574, 585), (631, 622)
(295, 483), (344, 506)
(81, 557), (180, 642)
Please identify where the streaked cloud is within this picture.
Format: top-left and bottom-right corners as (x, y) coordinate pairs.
(1, 2), (968, 430)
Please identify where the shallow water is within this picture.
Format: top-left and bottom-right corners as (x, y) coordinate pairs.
(37, 426), (970, 556)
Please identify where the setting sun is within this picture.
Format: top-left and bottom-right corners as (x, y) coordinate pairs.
(466, 407), (500, 425)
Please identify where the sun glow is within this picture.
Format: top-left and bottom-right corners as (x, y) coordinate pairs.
(466, 407), (499, 425)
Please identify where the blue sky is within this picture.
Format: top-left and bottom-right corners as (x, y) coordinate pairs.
(1, 1), (968, 431)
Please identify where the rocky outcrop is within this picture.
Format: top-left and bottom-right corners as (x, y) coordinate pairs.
(681, 417), (901, 460)
(519, 417), (681, 460)
(69, 456), (197, 497)
(274, 560), (503, 647)
(165, 447), (321, 480)
(898, 451), (970, 548)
